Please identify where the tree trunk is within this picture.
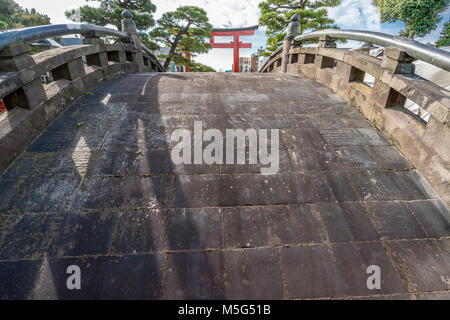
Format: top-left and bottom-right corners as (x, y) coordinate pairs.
(408, 30), (415, 39)
(163, 24), (189, 70)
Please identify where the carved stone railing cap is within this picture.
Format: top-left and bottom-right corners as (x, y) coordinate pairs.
(122, 10), (133, 19)
(287, 14), (301, 37)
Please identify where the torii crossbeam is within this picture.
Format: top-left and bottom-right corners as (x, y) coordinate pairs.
(209, 25), (258, 72)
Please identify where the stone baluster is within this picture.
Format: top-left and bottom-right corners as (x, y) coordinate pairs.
(282, 14), (301, 73)
(314, 35), (337, 69)
(82, 30), (109, 68)
(371, 47), (416, 109)
(121, 10), (145, 72)
(381, 47), (415, 74)
(0, 43), (46, 109)
(318, 35), (337, 48)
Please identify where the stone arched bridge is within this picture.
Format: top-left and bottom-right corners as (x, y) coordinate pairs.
(0, 19), (449, 300)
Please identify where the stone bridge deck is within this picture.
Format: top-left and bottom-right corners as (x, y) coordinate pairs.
(0, 73), (449, 299)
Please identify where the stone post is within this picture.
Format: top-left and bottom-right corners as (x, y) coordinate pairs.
(282, 14), (301, 73)
(121, 10), (145, 72)
(381, 47), (415, 74)
(315, 35), (337, 69)
(82, 30), (104, 45)
(370, 47), (416, 109)
(0, 43), (46, 109)
(318, 35), (337, 48)
(82, 30), (108, 68)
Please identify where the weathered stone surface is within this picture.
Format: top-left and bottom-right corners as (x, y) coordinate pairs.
(319, 129), (368, 146)
(0, 42), (30, 57)
(317, 202), (379, 242)
(174, 174), (266, 207)
(332, 146), (379, 169)
(367, 202), (427, 240)
(111, 208), (222, 253)
(72, 176), (174, 210)
(136, 149), (221, 175)
(294, 145), (343, 171)
(46, 100), (125, 132)
(0, 211), (117, 259)
(26, 130), (106, 153)
(262, 171), (357, 204)
(164, 248), (284, 299)
(349, 170), (437, 201)
(220, 248), (284, 299)
(164, 250), (226, 299)
(405, 200), (450, 238)
(34, 254), (165, 299)
(0, 72), (448, 300)
(366, 145), (412, 170)
(280, 242), (404, 298)
(0, 177), (82, 214)
(385, 239), (450, 292)
(0, 259), (43, 299)
(223, 204), (327, 248)
(414, 291), (450, 300)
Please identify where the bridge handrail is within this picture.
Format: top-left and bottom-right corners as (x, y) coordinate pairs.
(294, 29), (450, 71)
(259, 27), (450, 207)
(0, 11), (165, 173)
(0, 23), (129, 51)
(261, 29), (450, 72)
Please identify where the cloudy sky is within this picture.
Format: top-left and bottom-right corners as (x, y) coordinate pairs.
(15, 0), (449, 71)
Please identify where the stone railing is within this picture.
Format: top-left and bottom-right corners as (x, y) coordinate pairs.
(0, 10), (164, 172)
(260, 28), (450, 206)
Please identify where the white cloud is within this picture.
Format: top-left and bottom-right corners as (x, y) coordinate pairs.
(328, 0), (381, 31)
(15, 0), (97, 24)
(153, 0), (262, 28)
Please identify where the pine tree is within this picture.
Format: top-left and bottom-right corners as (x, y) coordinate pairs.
(65, 0), (158, 49)
(188, 61), (216, 72)
(0, 0), (50, 31)
(150, 6), (213, 71)
(373, 0), (450, 39)
(259, 0), (341, 55)
(435, 21), (450, 47)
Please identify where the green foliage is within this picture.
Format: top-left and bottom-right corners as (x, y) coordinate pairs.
(65, 0), (157, 48)
(28, 45), (44, 55)
(150, 6), (212, 70)
(435, 21), (450, 47)
(188, 62), (216, 72)
(0, 0), (50, 31)
(373, 0), (450, 39)
(259, 0), (341, 55)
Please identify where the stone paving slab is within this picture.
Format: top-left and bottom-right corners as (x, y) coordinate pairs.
(33, 254), (165, 299)
(262, 171), (358, 204)
(367, 202), (427, 240)
(0, 73), (449, 299)
(316, 202), (379, 243)
(222, 205), (327, 248)
(279, 242), (405, 299)
(406, 200), (450, 238)
(111, 208), (223, 253)
(385, 239), (450, 293)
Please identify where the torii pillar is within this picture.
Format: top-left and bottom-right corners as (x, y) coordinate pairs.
(209, 25), (258, 72)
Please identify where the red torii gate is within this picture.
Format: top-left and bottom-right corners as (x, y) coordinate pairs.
(209, 25), (258, 73)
